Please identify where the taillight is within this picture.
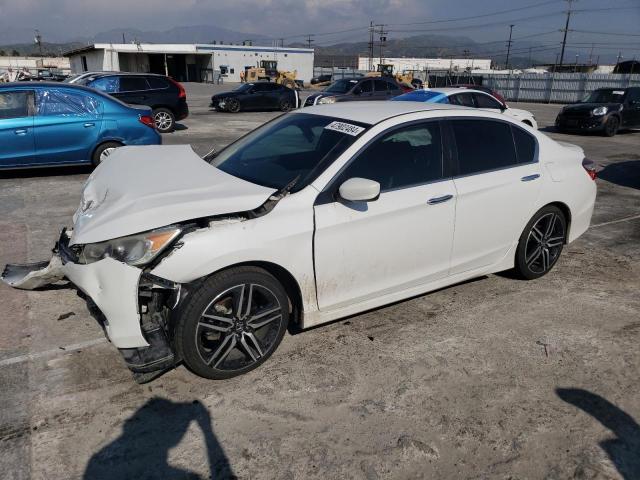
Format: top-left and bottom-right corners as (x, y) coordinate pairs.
(169, 77), (186, 99)
(139, 115), (155, 129)
(582, 158), (597, 180)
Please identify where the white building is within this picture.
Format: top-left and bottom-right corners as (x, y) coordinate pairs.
(0, 56), (70, 74)
(358, 56), (492, 72)
(65, 43), (315, 83)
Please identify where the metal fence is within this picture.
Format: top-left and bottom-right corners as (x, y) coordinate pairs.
(429, 72), (640, 103)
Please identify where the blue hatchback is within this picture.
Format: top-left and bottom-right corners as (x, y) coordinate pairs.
(0, 82), (161, 169)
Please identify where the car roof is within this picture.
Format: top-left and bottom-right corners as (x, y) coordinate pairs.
(299, 101), (470, 125)
(0, 81), (98, 91)
(427, 87), (489, 95)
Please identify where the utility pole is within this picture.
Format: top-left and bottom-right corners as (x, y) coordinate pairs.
(505, 24), (514, 70)
(616, 51), (623, 66)
(528, 46), (533, 68)
(34, 29), (42, 56)
(559, 0), (576, 67)
(376, 25), (388, 67)
(368, 21), (375, 71)
(306, 34), (315, 49)
(588, 43), (594, 65)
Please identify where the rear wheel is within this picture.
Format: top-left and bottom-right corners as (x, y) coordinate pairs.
(603, 116), (619, 137)
(152, 108), (175, 133)
(92, 141), (122, 167)
(175, 267), (289, 379)
(279, 98), (292, 112)
(514, 205), (566, 280)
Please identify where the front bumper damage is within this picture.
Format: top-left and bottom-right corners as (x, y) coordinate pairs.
(1, 229), (180, 383)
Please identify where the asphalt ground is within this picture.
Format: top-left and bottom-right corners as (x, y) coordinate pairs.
(0, 82), (639, 479)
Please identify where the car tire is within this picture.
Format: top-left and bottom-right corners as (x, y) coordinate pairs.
(603, 116), (619, 137)
(92, 141), (122, 167)
(279, 98), (292, 112)
(226, 98), (241, 113)
(175, 266), (290, 380)
(514, 205), (567, 280)
(153, 108), (175, 133)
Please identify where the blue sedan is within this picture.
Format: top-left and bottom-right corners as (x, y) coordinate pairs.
(0, 82), (161, 169)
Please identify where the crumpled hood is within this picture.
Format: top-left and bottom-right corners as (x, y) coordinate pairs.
(70, 145), (276, 245)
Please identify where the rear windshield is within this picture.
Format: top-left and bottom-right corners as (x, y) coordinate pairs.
(392, 90), (448, 103)
(582, 89), (626, 103)
(210, 113), (369, 192)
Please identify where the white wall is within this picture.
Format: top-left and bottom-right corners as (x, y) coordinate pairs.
(358, 56), (492, 72)
(0, 56), (70, 72)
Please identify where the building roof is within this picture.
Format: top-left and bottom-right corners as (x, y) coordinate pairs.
(298, 101), (467, 125)
(64, 43), (314, 57)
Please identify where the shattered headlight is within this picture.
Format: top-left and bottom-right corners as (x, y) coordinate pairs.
(317, 96), (336, 104)
(79, 227), (181, 266)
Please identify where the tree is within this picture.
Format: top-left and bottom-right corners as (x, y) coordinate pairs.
(11, 49), (20, 56)
(0, 50), (6, 56)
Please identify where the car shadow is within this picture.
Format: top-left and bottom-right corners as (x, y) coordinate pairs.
(556, 388), (640, 479)
(83, 397), (236, 480)
(173, 123), (188, 131)
(0, 164), (93, 179)
(598, 160), (640, 190)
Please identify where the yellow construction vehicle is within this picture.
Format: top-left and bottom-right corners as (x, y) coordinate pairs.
(244, 60), (298, 89)
(366, 64), (420, 89)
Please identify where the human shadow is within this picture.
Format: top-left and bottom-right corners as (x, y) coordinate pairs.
(84, 397), (235, 480)
(556, 388), (640, 479)
(598, 160), (640, 190)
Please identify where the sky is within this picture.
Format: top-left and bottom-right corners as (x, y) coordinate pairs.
(1, 0), (639, 60)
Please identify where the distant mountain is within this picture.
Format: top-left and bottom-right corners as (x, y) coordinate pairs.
(79, 25), (272, 45)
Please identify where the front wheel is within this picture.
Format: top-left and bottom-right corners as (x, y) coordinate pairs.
(226, 98), (241, 113)
(279, 98), (292, 112)
(153, 108), (175, 133)
(175, 267), (290, 379)
(514, 205), (566, 280)
(603, 116), (619, 137)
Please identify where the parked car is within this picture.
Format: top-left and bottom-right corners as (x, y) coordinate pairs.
(35, 69), (68, 82)
(304, 77), (404, 106)
(210, 82), (299, 113)
(80, 73), (188, 133)
(0, 82), (160, 169)
(2, 102), (596, 382)
(310, 74), (332, 85)
(449, 84), (507, 105)
(392, 88), (538, 128)
(555, 87), (640, 137)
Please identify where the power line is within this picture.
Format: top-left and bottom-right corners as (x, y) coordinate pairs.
(569, 29), (640, 37)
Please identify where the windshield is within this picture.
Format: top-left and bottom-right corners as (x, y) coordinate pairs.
(211, 113), (369, 192)
(392, 90), (448, 103)
(324, 79), (358, 94)
(582, 89), (626, 103)
(234, 83), (253, 92)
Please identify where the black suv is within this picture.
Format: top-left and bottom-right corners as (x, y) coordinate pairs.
(556, 87), (640, 137)
(304, 77), (405, 106)
(81, 73), (189, 132)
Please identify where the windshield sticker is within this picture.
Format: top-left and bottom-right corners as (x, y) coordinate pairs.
(325, 121), (365, 136)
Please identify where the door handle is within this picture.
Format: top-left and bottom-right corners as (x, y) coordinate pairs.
(427, 194), (453, 205)
(83, 123), (95, 128)
(14, 129), (28, 135)
(521, 174), (540, 182)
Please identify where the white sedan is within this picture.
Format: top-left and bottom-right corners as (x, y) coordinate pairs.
(2, 102), (596, 382)
(392, 87), (538, 129)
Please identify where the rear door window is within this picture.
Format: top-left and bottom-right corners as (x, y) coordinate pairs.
(511, 126), (537, 164)
(119, 76), (150, 92)
(0, 91), (33, 119)
(373, 79), (388, 92)
(450, 119), (518, 175)
(36, 89), (101, 117)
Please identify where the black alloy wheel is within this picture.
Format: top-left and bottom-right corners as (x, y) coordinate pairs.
(226, 98), (241, 113)
(279, 98), (292, 112)
(515, 206), (566, 279)
(175, 267), (289, 379)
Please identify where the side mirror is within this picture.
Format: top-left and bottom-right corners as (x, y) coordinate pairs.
(353, 86), (362, 95)
(338, 178), (380, 202)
